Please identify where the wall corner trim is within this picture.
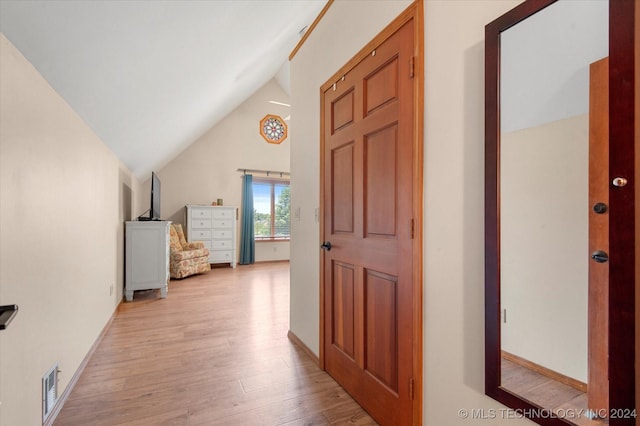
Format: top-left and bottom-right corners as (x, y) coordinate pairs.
(289, 0), (335, 61)
(287, 330), (320, 366)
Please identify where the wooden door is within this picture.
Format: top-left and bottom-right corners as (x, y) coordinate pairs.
(321, 18), (415, 426)
(588, 57), (609, 415)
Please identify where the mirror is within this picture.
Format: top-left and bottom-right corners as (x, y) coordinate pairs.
(485, 1), (637, 425)
(500, 0), (607, 419)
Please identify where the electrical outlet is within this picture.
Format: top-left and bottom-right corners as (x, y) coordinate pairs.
(109, 283), (114, 296)
(315, 208), (319, 223)
(294, 207), (301, 220)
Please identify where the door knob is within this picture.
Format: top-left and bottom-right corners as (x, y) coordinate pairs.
(591, 250), (609, 263)
(592, 202), (607, 214)
(320, 241), (332, 251)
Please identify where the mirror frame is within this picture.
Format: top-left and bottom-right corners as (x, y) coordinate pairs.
(484, 1), (636, 425)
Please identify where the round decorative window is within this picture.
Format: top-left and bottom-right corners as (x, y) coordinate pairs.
(260, 114), (288, 144)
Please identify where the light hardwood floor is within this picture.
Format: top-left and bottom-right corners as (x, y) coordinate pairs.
(54, 262), (376, 425)
(502, 359), (602, 426)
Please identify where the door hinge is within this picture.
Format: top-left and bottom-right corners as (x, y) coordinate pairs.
(410, 218), (414, 239)
(409, 56), (415, 78)
(409, 377), (415, 400)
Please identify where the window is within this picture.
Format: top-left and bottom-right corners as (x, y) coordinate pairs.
(253, 178), (290, 241)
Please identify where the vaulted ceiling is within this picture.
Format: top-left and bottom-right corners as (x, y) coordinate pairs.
(0, 0), (327, 178)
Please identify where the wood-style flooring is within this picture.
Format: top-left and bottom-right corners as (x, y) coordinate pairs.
(54, 262), (376, 426)
(502, 359), (605, 426)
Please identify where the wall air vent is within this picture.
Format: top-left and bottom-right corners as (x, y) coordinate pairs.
(42, 363), (59, 422)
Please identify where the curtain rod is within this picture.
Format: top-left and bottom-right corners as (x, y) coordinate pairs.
(237, 168), (290, 177)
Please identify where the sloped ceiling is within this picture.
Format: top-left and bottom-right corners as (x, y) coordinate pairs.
(0, 0), (327, 178)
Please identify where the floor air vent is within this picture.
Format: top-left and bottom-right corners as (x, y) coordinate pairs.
(42, 363), (59, 421)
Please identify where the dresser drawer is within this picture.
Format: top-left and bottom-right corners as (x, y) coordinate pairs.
(213, 220), (232, 229)
(211, 250), (233, 262)
(191, 208), (212, 219)
(186, 205), (237, 268)
(212, 240), (232, 250)
(190, 229), (212, 240)
(192, 219), (211, 229)
(213, 230), (231, 239)
(213, 209), (234, 219)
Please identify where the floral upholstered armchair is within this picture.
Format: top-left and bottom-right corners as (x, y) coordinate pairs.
(169, 224), (211, 279)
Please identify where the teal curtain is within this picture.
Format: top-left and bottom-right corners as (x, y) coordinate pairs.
(239, 174), (255, 264)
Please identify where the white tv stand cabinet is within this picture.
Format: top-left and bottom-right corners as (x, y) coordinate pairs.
(125, 221), (170, 301)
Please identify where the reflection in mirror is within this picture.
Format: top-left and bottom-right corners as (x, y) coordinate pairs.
(500, 2), (608, 421)
(487, 0), (637, 424)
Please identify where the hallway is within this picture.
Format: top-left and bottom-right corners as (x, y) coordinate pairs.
(54, 262), (375, 425)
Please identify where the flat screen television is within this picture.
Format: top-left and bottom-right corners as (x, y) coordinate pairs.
(139, 171), (161, 221)
(150, 171), (161, 220)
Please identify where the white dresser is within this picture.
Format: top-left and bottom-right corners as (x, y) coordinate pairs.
(125, 221), (170, 301)
(186, 205), (237, 268)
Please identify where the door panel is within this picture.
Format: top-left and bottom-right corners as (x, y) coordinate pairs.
(332, 142), (355, 234)
(365, 269), (399, 393)
(588, 56), (609, 414)
(332, 89), (355, 133)
(322, 17), (414, 426)
(365, 125), (398, 237)
(332, 261), (356, 358)
(365, 57), (399, 115)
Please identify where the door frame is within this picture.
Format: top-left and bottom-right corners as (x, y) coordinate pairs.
(318, 1), (424, 424)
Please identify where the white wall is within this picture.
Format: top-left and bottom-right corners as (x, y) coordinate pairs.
(501, 115), (589, 382)
(290, 0), (535, 424)
(501, 0), (608, 133)
(424, 2), (533, 422)
(0, 34), (141, 426)
(158, 78), (291, 262)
